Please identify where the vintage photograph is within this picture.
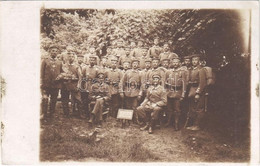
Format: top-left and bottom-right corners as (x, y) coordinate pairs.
(39, 8), (251, 162)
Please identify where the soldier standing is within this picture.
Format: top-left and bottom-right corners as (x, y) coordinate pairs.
(118, 47), (132, 69)
(107, 57), (123, 118)
(114, 39), (126, 59)
(138, 48), (149, 70)
(159, 43), (178, 62)
(130, 40), (144, 58)
(147, 58), (166, 87)
(160, 58), (170, 72)
(81, 55), (99, 118)
(88, 71), (111, 128)
(41, 45), (63, 120)
(140, 58), (152, 102)
(60, 50), (81, 118)
(84, 46), (100, 66)
(165, 57), (186, 130)
(120, 58), (142, 123)
(186, 54), (207, 131)
(137, 74), (167, 134)
(147, 37), (163, 59)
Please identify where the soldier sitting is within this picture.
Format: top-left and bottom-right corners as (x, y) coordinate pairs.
(137, 74), (167, 134)
(88, 71), (111, 128)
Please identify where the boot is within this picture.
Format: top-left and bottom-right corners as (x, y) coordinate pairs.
(88, 114), (94, 123)
(164, 112), (173, 127)
(97, 121), (102, 128)
(148, 120), (155, 134)
(174, 115), (180, 131)
(140, 123), (149, 131)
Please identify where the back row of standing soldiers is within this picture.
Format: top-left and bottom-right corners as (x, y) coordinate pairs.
(41, 38), (212, 134)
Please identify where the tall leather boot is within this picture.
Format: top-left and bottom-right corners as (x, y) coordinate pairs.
(148, 120), (155, 134)
(165, 111), (173, 127)
(88, 113), (95, 123)
(174, 115), (180, 131)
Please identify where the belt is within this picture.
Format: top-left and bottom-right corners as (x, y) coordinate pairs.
(165, 84), (182, 90)
(125, 82), (140, 88)
(189, 82), (199, 87)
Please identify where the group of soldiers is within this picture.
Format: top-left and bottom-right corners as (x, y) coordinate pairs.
(41, 37), (212, 134)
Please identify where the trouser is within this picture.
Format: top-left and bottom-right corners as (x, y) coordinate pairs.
(41, 88), (59, 118)
(125, 96), (139, 121)
(91, 98), (104, 121)
(81, 92), (89, 117)
(188, 94), (205, 126)
(61, 89), (82, 116)
(136, 105), (162, 125)
(110, 94), (120, 118)
(167, 97), (181, 125)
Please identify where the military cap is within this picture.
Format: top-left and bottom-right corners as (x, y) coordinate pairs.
(97, 71), (106, 78)
(161, 58), (170, 62)
(131, 58), (140, 63)
(191, 54), (202, 59)
(152, 57), (160, 61)
(144, 58), (152, 63)
(152, 74), (161, 79)
(89, 55), (97, 59)
(183, 55), (192, 59)
(122, 59), (131, 64)
(110, 56), (118, 62)
(49, 44), (59, 50)
(172, 56), (181, 61)
(77, 54), (84, 58)
(101, 56), (108, 60)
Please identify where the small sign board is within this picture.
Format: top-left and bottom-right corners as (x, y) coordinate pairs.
(117, 109), (134, 120)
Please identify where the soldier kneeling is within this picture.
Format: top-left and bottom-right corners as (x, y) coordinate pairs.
(137, 74), (167, 134)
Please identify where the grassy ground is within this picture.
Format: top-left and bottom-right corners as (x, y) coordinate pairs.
(40, 103), (250, 162)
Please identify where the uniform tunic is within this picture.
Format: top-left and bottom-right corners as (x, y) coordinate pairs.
(89, 82), (111, 121)
(137, 85), (167, 121)
(147, 45), (163, 59)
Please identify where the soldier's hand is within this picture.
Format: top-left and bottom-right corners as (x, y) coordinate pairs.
(195, 94), (200, 102)
(137, 95), (142, 101)
(180, 97), (184, 101)
(120, 93), (124, 99)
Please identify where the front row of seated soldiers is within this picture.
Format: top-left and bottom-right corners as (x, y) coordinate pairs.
(41, 45), (208, 132)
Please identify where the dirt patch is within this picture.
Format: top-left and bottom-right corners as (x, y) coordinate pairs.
(40, 104), (249, 162)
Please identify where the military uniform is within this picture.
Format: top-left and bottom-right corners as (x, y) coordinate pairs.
(165, 67), (187, 130)
(41, 56), (63, 118)
(147, 45), (163, 59)
(106, 61), (123, 118)
(147, 67), (166, 87)
(187, 55), (207, 130)
(140, 58), (152, 99)
(81, 58), (99, 117)
(138, 55), (150, 70)
(120, 59), (142, 122)
(130, 47), (143, 58)
(137, 74), (167, 134)
(88, 72), (111, 126)
(118, 53), (133, 69)
(60, 62), (81, 117)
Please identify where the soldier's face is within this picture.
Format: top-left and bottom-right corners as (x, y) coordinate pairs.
(78, 57), (83, 64)
(163, 45), (169, 52)
(145, 62), (151, 69)
(98, 75), (105, 82)
(89, 58), (96, 66)
(130, 42), (136, 48)
(184, 59), (191, 66)
(192, 57), (200, 66)
(142, 50), (147, 56)
(154, 39), (159, 45)
(138, 41), (143, 47)
(111, 61), (117, 69)
(107, 48), (112, 55)
(68, 53), (75, 63)
(172, 59), (180, 68)
(162, 61), (169, 68)
(101, 59), (107, 66)
(152, 60), (159, 68)
(153, 77), (160, 85)
(125, 49), (130, 55)
(132, 62), (138, 69)
(90, 48), (95, 54)
(117, 41), (123, 47)
(123, 63), (130, 70)
(50, 48), (58, 58)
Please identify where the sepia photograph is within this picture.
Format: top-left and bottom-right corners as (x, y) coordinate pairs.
(40, 8), (251, 162)
(0, 1), (259, 165)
